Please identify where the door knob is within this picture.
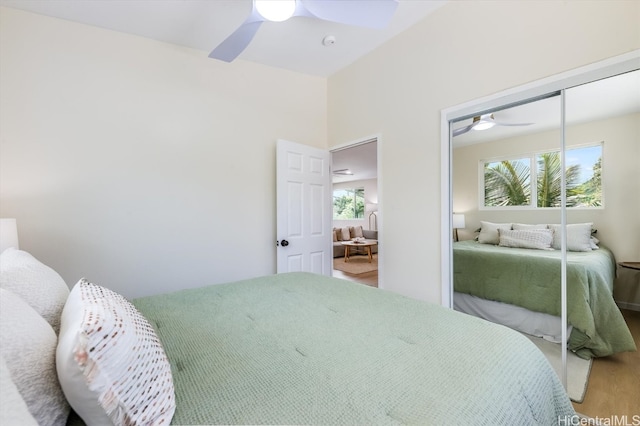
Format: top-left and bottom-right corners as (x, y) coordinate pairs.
(280, 239), (289, 247)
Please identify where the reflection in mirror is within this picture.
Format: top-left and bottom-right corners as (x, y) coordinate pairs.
(449, 70), (639, 413)
(564, 70), (640, 415)
(450, 94), (566, 394)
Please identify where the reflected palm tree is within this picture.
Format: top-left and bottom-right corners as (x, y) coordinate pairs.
(484, 152), (583, 207)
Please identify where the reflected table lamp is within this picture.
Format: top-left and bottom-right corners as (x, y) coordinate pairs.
(453, 214), (465, 242)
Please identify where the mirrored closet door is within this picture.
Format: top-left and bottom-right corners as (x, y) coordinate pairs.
(447, 66), (639, 407)
(450, 94), (566, 385)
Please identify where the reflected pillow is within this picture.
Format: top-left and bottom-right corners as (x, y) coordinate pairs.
(548, 223), (593, 252)
(498, 229), (554, 250)
(512, 223), (547, 230)
(478, 221), (512, 245)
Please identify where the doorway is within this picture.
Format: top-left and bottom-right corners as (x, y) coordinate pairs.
(330, 138), (379, 288)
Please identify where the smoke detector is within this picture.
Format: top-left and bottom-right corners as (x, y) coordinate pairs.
(322, 35), (336, 46)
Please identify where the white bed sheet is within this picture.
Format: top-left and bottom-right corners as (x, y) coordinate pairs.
(453, 291), (572, 344)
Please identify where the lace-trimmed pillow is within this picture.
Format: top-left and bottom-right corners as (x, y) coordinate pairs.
(57, 279), (175, 425)
(498, 228), (554, 250)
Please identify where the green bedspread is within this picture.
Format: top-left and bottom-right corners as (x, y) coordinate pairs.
(134, 272), (575, 425)
(453, 240), (636, 359)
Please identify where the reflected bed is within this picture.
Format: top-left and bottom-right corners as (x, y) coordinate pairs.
(453, 240), (636, 358)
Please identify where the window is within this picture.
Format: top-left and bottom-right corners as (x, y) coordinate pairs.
(482, 143), (602, 208)
(333, 188), (364, 219)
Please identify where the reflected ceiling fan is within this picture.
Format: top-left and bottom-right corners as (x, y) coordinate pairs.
(452, 114), (534, 137)
(209, 0), (399, 62)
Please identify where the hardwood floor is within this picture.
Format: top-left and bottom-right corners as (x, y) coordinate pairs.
(572, 309), (640, 417)
(332, 268), (378, 288)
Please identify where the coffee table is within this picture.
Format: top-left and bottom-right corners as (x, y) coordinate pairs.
(341, 240), (378, 263)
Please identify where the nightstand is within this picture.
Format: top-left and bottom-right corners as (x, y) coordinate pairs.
(618, 262), (640, 271)
(614, 262), (639, 310)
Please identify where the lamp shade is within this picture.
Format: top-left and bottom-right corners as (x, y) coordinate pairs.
(0, 218), (19, 252)
(366, 203), (378, 212)
(452, 214), (465, 229)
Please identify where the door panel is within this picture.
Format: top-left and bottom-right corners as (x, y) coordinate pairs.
(277, 140), (332, 275)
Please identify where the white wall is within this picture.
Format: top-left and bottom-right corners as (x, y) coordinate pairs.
(328, 1), (640, 303)
(0, 8), (327, 298)
(453, 113), (640, 261)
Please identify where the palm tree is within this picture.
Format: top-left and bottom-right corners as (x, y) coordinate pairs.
(484, 160), (530, 206)
(484, 152), (581, 207)
(568, 157), (602, 207)
(537, 152), (580, 207)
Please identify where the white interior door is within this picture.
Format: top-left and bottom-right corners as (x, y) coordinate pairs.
(276, 139), (332, 275)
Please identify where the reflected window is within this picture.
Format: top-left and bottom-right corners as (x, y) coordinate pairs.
(482, 143), (602, 208)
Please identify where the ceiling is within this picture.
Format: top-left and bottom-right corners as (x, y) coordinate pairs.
(452, 69), (640, 147)
(0, 0), (445, 77)
(332, 141), (377, 184)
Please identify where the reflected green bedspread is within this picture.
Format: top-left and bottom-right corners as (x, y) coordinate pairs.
(134, 272), (574, 425)
(453, 241), (636, 359)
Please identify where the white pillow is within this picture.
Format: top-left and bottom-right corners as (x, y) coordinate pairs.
(0, 355), (38, 426)
(512, 223), (547, 230)
(341, 227), (351, 241)
(498, 229), (554, 250)
(0, 288), (70, 425)
(57, 279), (175, 426)
(0, 248), (69, 334)
(478, 221), (512, 245)
(353, 225), (364, 238)
(548, 223), (593, 252)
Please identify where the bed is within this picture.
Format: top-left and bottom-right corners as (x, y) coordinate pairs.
(453, 239), (636, 359)
(0, 248), (577, 425)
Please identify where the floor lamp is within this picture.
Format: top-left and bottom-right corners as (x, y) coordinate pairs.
(453, 213), (465, 242)
(366, 203), (378, 230)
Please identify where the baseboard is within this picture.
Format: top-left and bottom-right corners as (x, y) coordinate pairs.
(615, 300), (640, 311)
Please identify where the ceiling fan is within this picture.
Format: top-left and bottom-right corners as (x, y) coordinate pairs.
(209, 0), (399, 62)
(452, 114), (534, 137)
(333, 168), (354, 176)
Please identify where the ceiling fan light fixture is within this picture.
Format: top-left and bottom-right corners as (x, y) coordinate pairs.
(472, 114), (496, 131)
(473, 121), (496, 131)
(255, 0), (296, 22)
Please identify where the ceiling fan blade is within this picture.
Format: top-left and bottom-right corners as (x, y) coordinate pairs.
(209, 18), (264, 62)
(299, 0), (398, 29)
(452, 124), (474, 137)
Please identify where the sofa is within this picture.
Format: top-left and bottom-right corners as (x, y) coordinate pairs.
(333, 226), (378, 258)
